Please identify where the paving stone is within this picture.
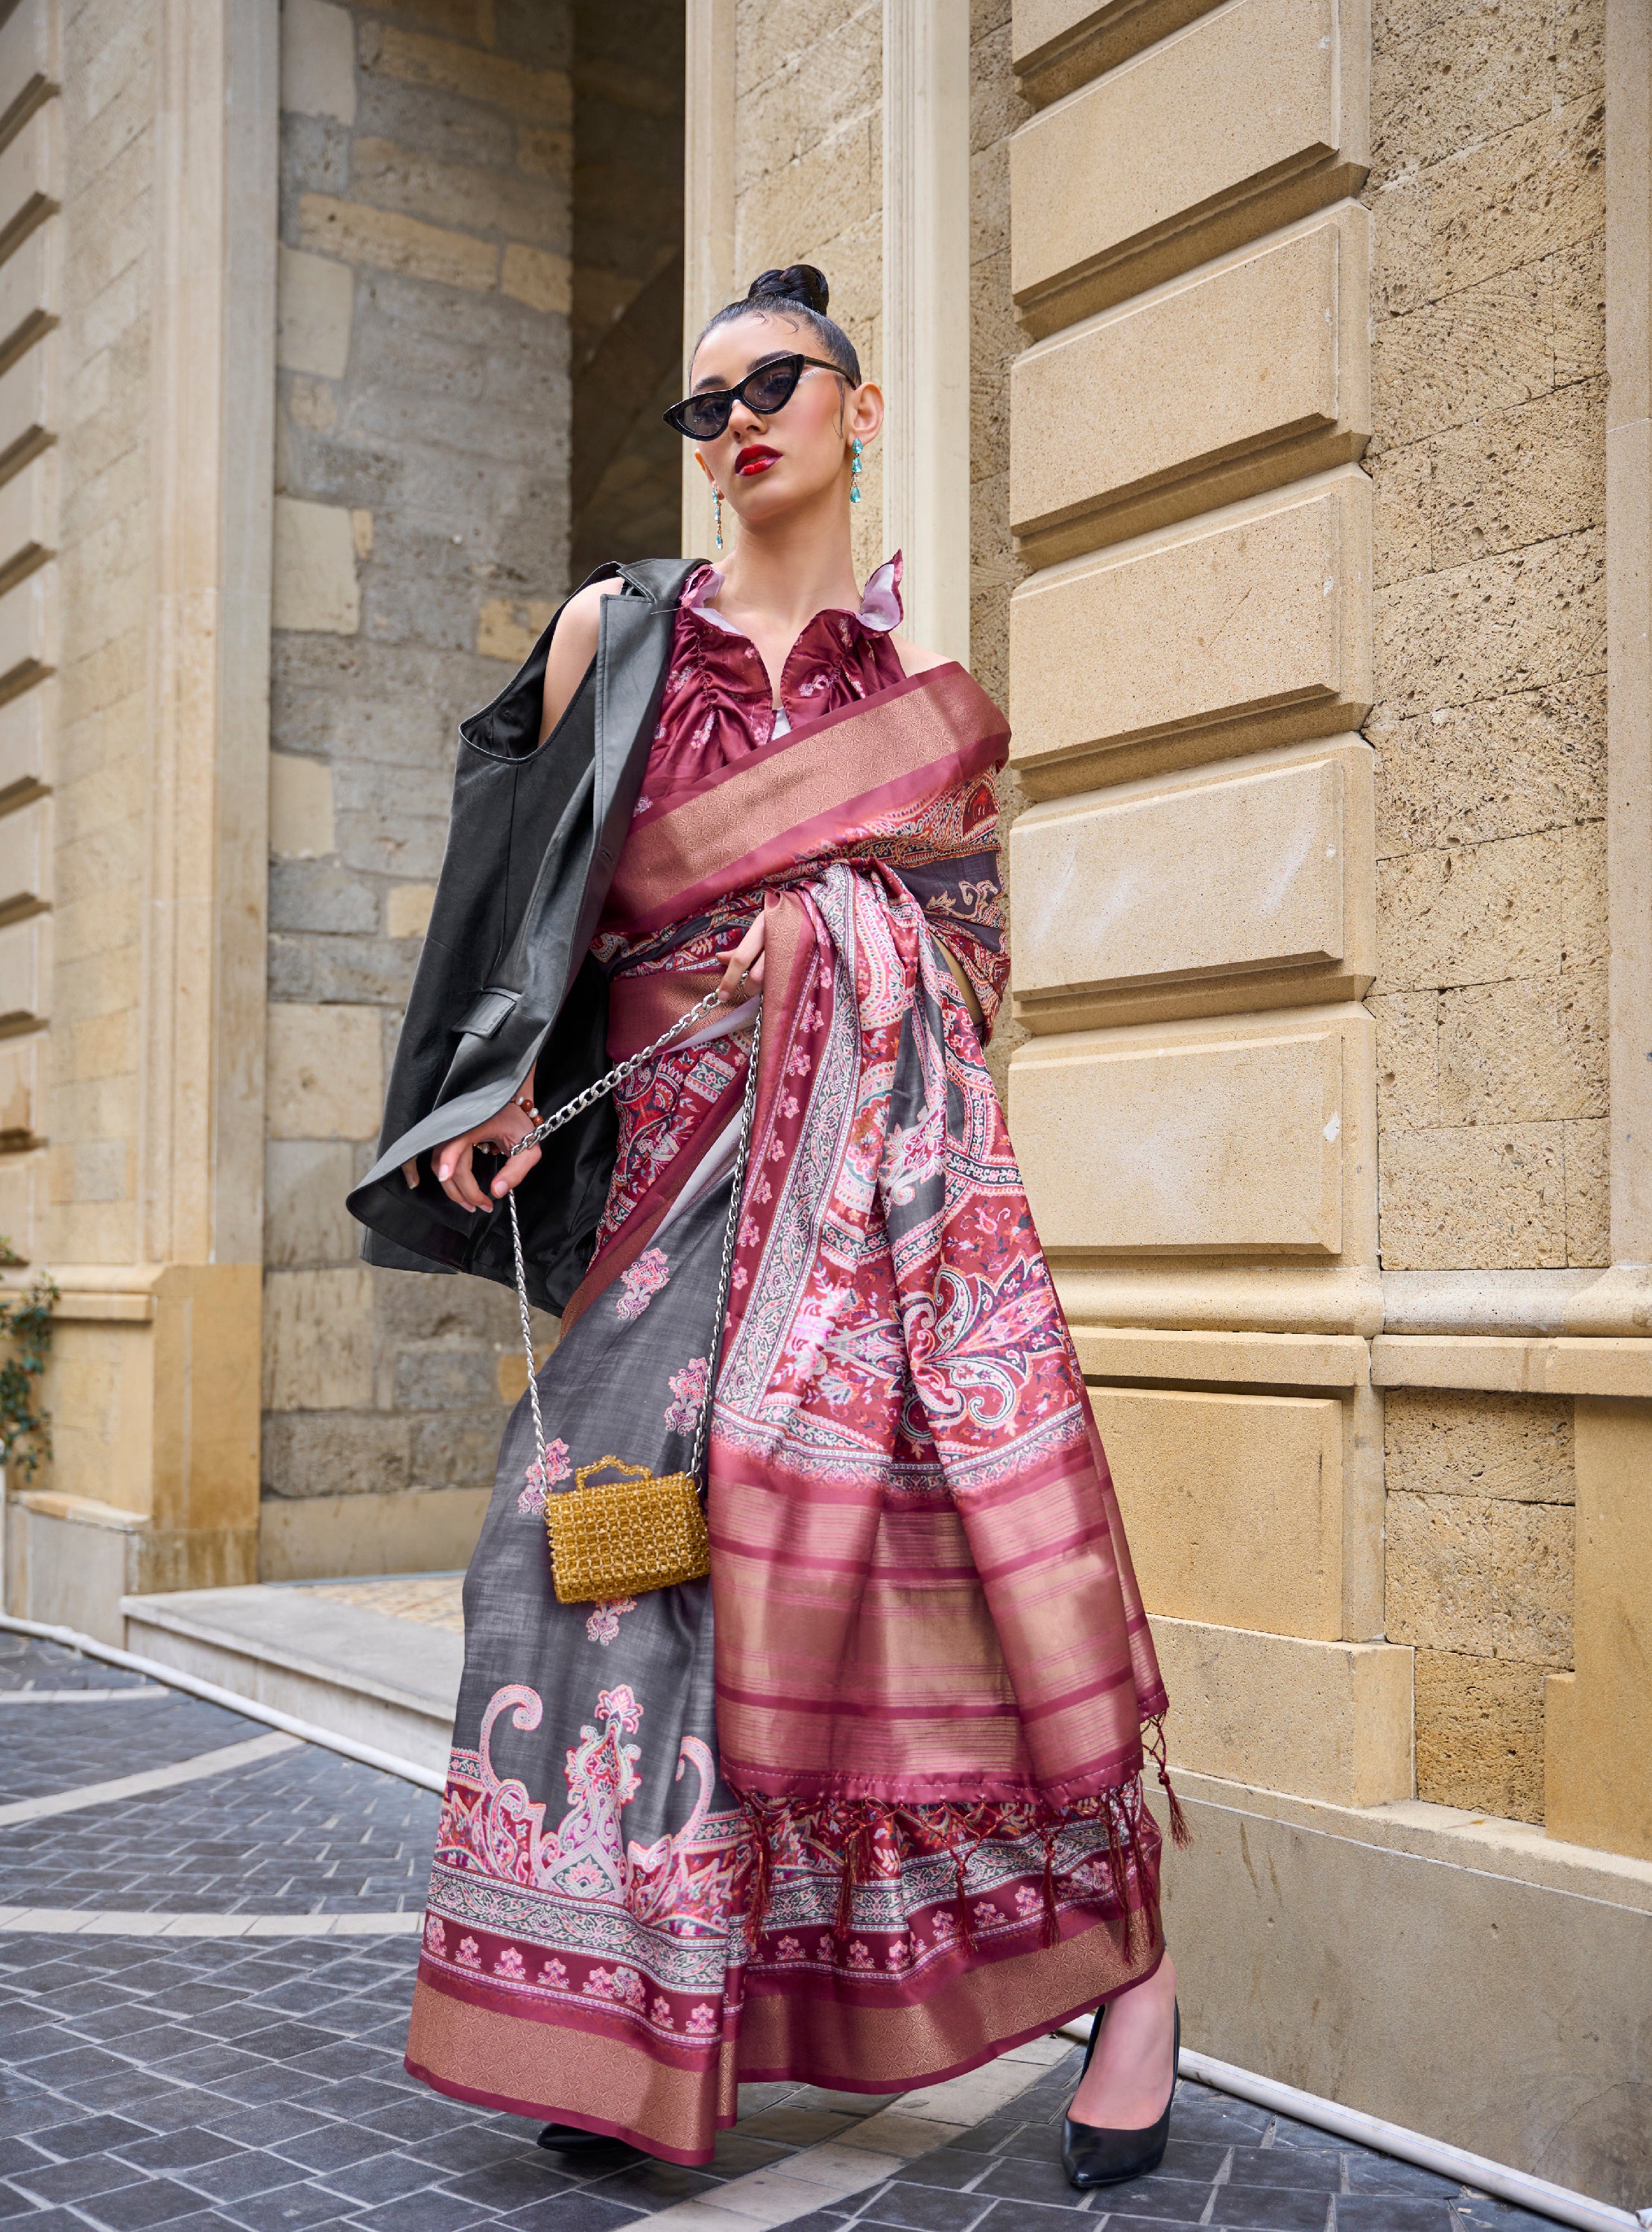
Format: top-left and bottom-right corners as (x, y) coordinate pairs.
(77, 2174), (219, 2228)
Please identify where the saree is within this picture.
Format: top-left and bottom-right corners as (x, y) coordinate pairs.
(405, 661), (1179, 2163)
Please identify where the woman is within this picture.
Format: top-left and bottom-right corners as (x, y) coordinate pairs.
(348, 266), (1182, 2184)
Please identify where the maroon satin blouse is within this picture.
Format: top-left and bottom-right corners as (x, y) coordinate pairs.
(633, 554), (908, 813)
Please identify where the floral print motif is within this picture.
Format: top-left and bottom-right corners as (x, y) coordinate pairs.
(663, 1356), (708, 1435)
(615, 1247), (670, 1322)
(584, 1597), (636, 1646)
(518, 1438), (571, 1517)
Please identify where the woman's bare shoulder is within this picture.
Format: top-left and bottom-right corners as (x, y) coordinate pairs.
(890, 632), (955, 678)
(539, 577), (626, 742)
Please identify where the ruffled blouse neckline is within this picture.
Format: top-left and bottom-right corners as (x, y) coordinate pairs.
(636, 555), (910, 810)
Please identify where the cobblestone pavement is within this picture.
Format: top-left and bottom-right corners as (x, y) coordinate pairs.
(0, 1636), (1558, 2232)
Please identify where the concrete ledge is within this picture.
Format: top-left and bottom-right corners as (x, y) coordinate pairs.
(1159, 1770), (1652, 2205)
(122, 1584), (461, 1777)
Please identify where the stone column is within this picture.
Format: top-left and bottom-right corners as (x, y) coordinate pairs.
(1544, 0), (1652, 1862)
(881, 0), (970, 664)
(680, 0), (734, 563)
(4, 0), (277, 1640)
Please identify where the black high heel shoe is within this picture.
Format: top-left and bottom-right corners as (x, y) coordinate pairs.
(1062, 1996), (1180, 2187)
(536, 2124), (640, 2158)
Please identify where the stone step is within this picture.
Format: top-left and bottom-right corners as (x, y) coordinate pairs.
(121, 1579), (463, 1778)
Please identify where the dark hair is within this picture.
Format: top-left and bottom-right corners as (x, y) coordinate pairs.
(694, 265), (862, 385)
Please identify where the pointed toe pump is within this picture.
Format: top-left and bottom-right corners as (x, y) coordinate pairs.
(1062, 1997), (1180, 2189)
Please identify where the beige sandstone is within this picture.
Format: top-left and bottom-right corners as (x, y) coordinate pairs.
(476, 595), (559, 664)
(0, 1033), (39, 1142)
(1010, 741), (1373, 1013)
(266, 1003), (383, 1141)
(350, 138), (568, 247)
(268, 753), (335, 860)
(1011, 1006), (1374, 1260)
(1370, 681), (1605, 859)
(1545, 1400), (1652, 1860)
(259, 1486), (492, 1581)
(297, 194), (499, 294)
(1437, 964), (1607, 1127)
(385, 882), (436, 940)
(0, 911), (47, 1024)
(0, 105), (57, 260)
(501, 243), (572, 316)
(1012, 0), (1367, 330)
(1011, 205), (1372, 562)
(1095, 1385), (1344, 1638)
(280, 0), (358, 125)
(0, 451), (56, 581)
(1415, 1649), (1548, 1821)
(264, 1139), (358, 1271)
(0, 560), (54, 689)
(276, 245), (353, 380)
(1010, 0), (1222, 101)
(1149, 1613), (1413, 1806)
(1379, 1122), (1570, 1270)
(0, 0), (60, 118)
(262, 1266), (376, 1413)
(0, 219), (53, 367)
(1384, 1386), (1574, 1502)
(1386, 1490), (1574, 1663)
(359, 22), (572, 124)
(0, 682), (51, 796)
(0, 792), (50, 908)
(1009, 470), (1373, 782)
(271, 496), (360, 636)
(1373, 528), (1604, 716)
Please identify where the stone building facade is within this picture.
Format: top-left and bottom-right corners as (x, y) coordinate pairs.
(0, 0), (1647, 2205)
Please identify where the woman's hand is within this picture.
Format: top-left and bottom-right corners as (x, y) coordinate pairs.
(414, 1078), (542, 1210)
(718, 910), (766, 1002)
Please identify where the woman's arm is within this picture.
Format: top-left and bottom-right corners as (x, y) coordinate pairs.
(539, 577), (624, 742)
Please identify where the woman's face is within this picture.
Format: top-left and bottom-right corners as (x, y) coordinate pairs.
(689, 311), (881, 530)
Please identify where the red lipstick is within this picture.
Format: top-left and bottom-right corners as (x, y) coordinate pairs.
(735, 444), (779, 477)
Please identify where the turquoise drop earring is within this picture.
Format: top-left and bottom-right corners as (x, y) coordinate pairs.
(849, 436), (864, 503)
(713, 487), (724, 551)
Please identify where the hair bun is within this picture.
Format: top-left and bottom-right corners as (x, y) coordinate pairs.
(746, 264), (830, 317)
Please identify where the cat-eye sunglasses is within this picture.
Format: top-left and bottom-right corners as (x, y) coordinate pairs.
(663, 354), (848, 442)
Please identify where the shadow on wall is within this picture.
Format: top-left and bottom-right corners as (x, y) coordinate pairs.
(571, 0), (685, 577)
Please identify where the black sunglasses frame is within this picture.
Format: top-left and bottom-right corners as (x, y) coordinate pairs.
(662, 353), (849, 441)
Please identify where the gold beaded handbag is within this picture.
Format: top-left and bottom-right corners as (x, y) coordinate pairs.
(504, 984), (761, 1606)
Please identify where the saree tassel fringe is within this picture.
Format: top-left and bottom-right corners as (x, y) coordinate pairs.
(733, 1780), (1162, 1952)
(1144, 1715), (1193, 1850)
(737, 1791), (777, 1936)
(1037, 1827), (1061, 1952)
(834, 1818), (876, 1947)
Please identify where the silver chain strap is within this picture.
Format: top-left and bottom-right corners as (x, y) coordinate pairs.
(504, 980), (762, 1499)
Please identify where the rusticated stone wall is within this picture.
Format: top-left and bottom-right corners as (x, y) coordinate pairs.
(569, 0), (683, 578)
(1366, 0), (1608, 1274)
(265, 0), (573, 1578)
(1384, 1388), (1574, 1821)
(969, 0), (1030, 1103)
(1363, 0), (1605, 1816)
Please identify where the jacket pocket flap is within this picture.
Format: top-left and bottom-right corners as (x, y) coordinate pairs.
(458, 987), (520, 1039)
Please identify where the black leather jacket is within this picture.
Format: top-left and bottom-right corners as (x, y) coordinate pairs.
(346, 557), (698, 1311)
